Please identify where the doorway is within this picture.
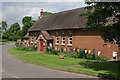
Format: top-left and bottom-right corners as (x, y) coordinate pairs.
(40, 39), (43, 52)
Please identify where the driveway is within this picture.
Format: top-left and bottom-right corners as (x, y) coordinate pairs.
(2, 43), (98, 79)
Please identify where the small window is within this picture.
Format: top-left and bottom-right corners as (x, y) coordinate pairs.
(43, 41), (45, 46)
(62, 33), (65, 44)
(35, 33), (37, 43)
(68, 33), (72, 45)
(56, 33), (59, 44)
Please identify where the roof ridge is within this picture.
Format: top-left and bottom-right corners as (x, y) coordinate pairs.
(41, 7), (85, 17)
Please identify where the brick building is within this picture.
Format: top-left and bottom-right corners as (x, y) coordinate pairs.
(26, 8), (119, 59)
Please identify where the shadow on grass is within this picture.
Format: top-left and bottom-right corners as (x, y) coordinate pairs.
(83, 61), (120, 79)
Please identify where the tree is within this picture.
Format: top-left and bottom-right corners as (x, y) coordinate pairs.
(22, 16), (32, 25)
(2, 21), (8, 31)
(16, 30), (24, 40)
(22, 16), (36, 36)
(80, 2), (120, 47)
(2, 22), (20, 41)
(38, 12), (52, 18)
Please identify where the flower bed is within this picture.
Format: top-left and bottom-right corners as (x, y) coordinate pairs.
(45, 47), (108, 61)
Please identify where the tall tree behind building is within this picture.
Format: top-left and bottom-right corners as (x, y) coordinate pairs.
(80, 2), (120, 46)
(22, 16), (36, 36)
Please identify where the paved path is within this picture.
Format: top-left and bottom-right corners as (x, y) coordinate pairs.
(2, 43), (98, 79)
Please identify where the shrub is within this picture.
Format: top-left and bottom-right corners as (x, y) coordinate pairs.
(16, 47), (36, 51)
(52, 50), (60, 55)
(2, 39), (8, 42)
(57, 52), (64, 56)
(95, 56), (108, 61)
(45, 47), (109, 61)
(15, 43), (19, 47)
(46, 47), (49, 52)
(45, 51), (51, 54)
(86, 54), (94, 60)
(64, 52), (77, 58)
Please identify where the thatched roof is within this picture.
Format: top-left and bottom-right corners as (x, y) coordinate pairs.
(28, 8), (87, 31)
(24, 33), (29, 39)
(41, 31), (53, 40)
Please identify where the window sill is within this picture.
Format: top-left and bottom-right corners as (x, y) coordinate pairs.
(61, 44), (65, 46)
(67, 44), (72, 46)
(55, 43), (59, 46)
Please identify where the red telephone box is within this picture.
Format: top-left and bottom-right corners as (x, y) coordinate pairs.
(40, 39), (43, 52)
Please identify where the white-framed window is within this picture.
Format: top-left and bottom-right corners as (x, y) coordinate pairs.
(56, 33), (59, 44)
(62, 33), (65, 45)
(43, 41), (45, 46)
(35, 33), (37, 43)
(68, 33), (72, 45)
(31, 33), (33, 43)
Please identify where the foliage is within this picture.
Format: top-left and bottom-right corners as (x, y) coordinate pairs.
(2, 16), (37, 41)
(95, 56), (109, 61)
(38, 12), (52, 18)
(81, 2), (120, 46)
(1, 39), (8, 42)
(22, 16), (36, 36)
(16, 30), (24, 40)
(16, 47), (37, 52)
(45, 48), (108, 61)
(2, 21), (8, 31)
(64, 52), (78, 58)
(86, 54), (94, 60)
(2, 22), (20, 41)
(22, 16), (32, 25)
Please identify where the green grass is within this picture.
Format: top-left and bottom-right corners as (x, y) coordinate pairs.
(0, 41), (17, 43)
(67, 61), (120, 77)
(8, 47), (35, 54)
(14, 53), (96, 67)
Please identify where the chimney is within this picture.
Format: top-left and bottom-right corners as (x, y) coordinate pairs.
(40, 9), (44, 16)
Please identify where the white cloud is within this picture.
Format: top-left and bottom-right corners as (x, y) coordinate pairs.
(2, 0), (84, 2)
(2, 2), (87, 28)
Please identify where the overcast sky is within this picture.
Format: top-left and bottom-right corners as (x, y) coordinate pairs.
(1, 1), (87, 29)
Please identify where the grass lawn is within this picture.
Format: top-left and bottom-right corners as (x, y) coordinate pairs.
(67, 61), (120, 77)
(0, 41), (17, 43)
(0, 39), (17, 43)
(14, 53), (96, 67)
(8, 47), (35, 54)
(8, 47), (119, 77)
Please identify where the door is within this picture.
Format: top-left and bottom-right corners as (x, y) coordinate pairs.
(40, 39), (43, 52)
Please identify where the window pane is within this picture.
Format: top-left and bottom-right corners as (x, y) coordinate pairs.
(69, 33), (72, 37)
(62, 33), (65, 37)
(56, 34), (58, 37)
(63, 41), (65, 44)
(70, 38), (72, 40)
(70, 41), (72, 44)
(63, 38), (65, 40)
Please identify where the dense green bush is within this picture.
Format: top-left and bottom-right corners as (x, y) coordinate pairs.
(95, 56), (108, 61)
(52, 50), (60, 55)
(64, 52), (77, 58)
(46, 47), (49, 52)
(1, 39), (8, 42)
(86, 54), (94, 60)
(45, 47), (109, 61)
(16, 47), (36, 51)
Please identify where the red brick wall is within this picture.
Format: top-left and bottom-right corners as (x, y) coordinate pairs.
(48, 29), (119, 58)
(29, 31), (50, 51)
